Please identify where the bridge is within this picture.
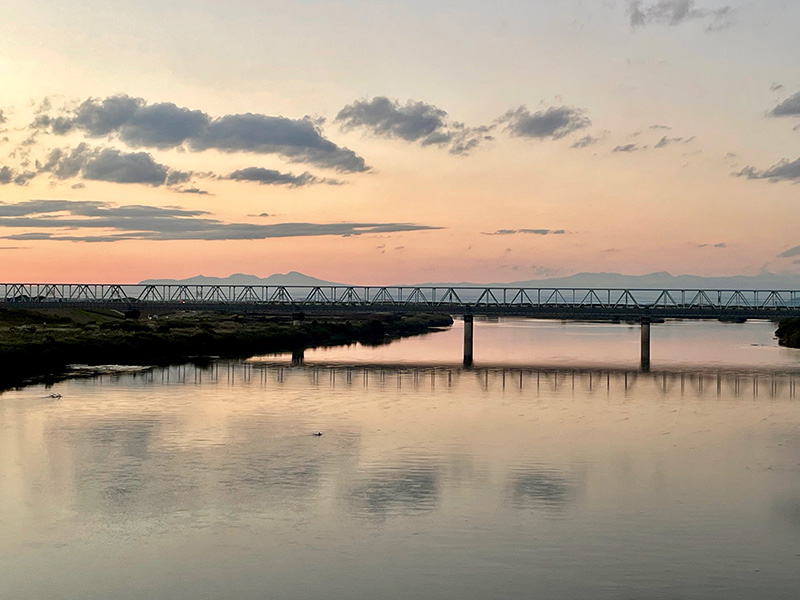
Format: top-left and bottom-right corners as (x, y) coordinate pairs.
(3, 283), (800, 370)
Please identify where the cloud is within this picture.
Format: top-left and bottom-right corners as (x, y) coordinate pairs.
(0, 166), (15, 184)
(629, 1), (734, 31)
(570, 135), (600, 149)
(501, 105), (590, 140)
(654, 135), (684, 148)
(649, 124), (672, 130)
(335, 96), (493, 155)
(780, 245), (800, 259)
(83, 148), (173, 185)
(613, 143), (640, 152)
(227, 167), (342, 187)
(771, 83), (785, 93)
(0, 110), (6, 125)
(37, 144), (187, 186)
(176, 187), (211, 195)
(0, 166), (36, 186)
(769, 92), (800, 118)
(32, 95), (369, 173)
(0, 199), (442, 242)
(737, 157), (800, 183)
(482, 228), (567, 236)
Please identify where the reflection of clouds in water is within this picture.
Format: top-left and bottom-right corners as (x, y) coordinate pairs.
(508, 468), (575, 514)
(772, 498), (800, 530)
(69, 418), (161, 511)
(54, 414), (363, 521)
(349, 464), (440, 518)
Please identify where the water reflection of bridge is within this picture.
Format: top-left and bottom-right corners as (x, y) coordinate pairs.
(92, 361), (800, 399)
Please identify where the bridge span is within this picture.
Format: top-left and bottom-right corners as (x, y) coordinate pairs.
(3, 283), (800, 371)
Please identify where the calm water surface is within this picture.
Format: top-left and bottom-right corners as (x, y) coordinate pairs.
(3, 319), (800, 599)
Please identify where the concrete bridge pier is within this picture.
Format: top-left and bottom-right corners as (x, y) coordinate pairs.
(291, 348), (305, 366)
(641, 317), (651, 372)
(463, 314), (474, 368)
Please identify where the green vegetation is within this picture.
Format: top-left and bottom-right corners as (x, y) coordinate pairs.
(0, 308), (453, 390)
(775, 318), (800, 348)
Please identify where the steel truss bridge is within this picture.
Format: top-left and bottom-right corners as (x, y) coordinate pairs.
(3, 283), (800, 320)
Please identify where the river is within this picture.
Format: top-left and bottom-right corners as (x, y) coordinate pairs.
(2, 318), (800, 599)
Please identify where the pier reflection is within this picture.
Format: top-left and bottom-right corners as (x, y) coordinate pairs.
(88, 360), (800, 400)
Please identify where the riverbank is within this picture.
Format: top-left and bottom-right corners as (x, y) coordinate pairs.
(776, 318), (800, 348)
(0, 308), (453, 390)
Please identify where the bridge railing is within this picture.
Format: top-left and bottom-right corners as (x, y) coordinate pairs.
(3, 284), (800, 314)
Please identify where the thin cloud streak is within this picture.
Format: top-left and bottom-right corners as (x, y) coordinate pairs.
(0, 200), (442, 242)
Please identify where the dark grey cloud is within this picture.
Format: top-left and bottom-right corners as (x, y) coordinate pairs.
(33, 95), (369, 173)
(0, 110), (6, 125)
(649, 124), (672, 130)
(83, 148), (171, 185)
(0, 166), (36, 186)
(0, 200), (442, 242)
(613, 143), (640, 152)
(227, 167), (342, 187)
(0, 166), (14, 184)
(771, 83), (785, 93)
(335, 96), (493, 155)
(482, 228), (566, 236)
(780, 245), (800, 258)
(176, 187), (211, 195)
(502, 105), (590, 140)
(37, 144), (187, 186)
(769, 92), (800, 118)
(738, 157), (800, 183)
(629, 0), (734, 31)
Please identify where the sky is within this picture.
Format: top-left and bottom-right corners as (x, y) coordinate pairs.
(1, 0), (799, 284)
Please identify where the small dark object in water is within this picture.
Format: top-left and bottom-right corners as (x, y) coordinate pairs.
(312, 432), (323, 437)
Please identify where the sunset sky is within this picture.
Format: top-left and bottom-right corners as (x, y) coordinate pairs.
(1, 0), (799, 284)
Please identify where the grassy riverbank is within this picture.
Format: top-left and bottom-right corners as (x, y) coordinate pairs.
(775, 318), (800, 348)
(0, 308), (453, 390)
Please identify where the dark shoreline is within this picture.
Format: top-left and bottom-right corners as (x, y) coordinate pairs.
(0, 308), (453, 391)
(775, 318), (800, 348)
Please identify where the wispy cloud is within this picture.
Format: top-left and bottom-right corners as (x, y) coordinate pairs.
(629, 1), (735, 31)
(227, 167), (342, 187)
(481, 228), (567, 236)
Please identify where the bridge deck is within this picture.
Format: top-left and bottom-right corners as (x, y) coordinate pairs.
(3, 283), (800, 319)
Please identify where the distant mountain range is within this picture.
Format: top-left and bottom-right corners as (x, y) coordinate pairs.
(141, 270), (800, 290)
(141, 271), (345, 287)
